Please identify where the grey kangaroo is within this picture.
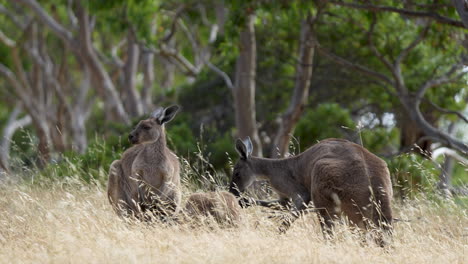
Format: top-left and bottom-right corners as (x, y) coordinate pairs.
(229, 137), (393, 245)
(107, 105), (181, 220)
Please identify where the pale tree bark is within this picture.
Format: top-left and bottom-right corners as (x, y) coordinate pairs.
(0, 8), (93, 166)
(437, 123), (456, 197)
(121, 31), (143, 117)
(17, 0), (130, 124)
(8, 45), (54, 166)
(141, 49), (155, 113)
(74, 4), (130, 124)
(233, 14), (262, 157)
(0, 104), (31, 173)
(271, 16), (315, 157)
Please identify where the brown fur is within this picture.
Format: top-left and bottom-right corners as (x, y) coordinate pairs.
(230, 138), (393, 245)
(184, 191), (241, 226)
(107, 106), (181, 220)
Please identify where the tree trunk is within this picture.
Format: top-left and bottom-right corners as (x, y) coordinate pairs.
(437, 123), (456, 197)
(399, 95), (468, 154)
(233, 14), (262, 157)
(452, 0), (468, 28)
(76, 4), (130, 124)
(33, 118), (52, 168)
(398, 108), (434, 156)
(122, 32), (143, 117)
(141, 50), (155, 113)
(271, 17), (315, 157)
(0, 105), (31, 173)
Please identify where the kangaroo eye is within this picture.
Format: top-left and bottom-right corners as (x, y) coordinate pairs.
(142, 125), (151, 130)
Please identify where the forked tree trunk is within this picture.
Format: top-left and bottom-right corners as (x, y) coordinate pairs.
(271, 17), (315, 157)
(233, 14), (262, 157)
(76, 4), (130, 124)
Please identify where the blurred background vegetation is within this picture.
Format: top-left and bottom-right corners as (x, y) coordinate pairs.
(0, 0), (466, 200)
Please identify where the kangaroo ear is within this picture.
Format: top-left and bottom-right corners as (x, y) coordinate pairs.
(243, 137), (253, 157)
(159, 105), (180, 124)
(150, 107), (164, 119)
(235, 138), (248, 159)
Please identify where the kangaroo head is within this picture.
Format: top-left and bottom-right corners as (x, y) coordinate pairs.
(128, 105), (180, 145)
(229, 137), (255, 197)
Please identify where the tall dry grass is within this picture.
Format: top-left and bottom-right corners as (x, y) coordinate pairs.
(0, 178), (466, 264)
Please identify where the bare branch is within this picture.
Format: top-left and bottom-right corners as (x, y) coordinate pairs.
(110, 38), (126, 67)
(158, 44), (200, 76)
(17, 0), (74, 45)
(316, 43), (395, 86)
(0, 104), (31, 172)
(0, 62), (35, 113)
(0, 29), (15, 47)
(177, 18), (206, 69)
(416, 62), (466, 101)
(330, 1), (466, 29)
(0, 4), (26, 28)
(162, 5), (186, 43)
(366, 14), (394, 72)
(206, 60), (234, 90)
(395, 23), (431, 65)
(67, 0), (78, 28)
(422, 97), (468, 123)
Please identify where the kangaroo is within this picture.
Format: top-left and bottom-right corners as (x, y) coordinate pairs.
(229, 137), (393, 246)
(107, 105), (181, 220)
(184, 191), (241, 226)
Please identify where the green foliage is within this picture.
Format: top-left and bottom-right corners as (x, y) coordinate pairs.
(294, 103), (355, 151)
(167, 115), (198, 156)
(89, 0), (161, 41)
(386, 153), (440, 199)
(361, 127), (399, 153)
(38, 136), (128, 184)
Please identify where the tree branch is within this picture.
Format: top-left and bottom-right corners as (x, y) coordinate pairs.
(0, 4), (26, 29)
(366, 14), (394, 72)
(330, 1), (466, 29)
(205, 60), (234, 90)
(0, 29), (16, 47)
(316, 42), (395, 86)
(395, 23), (431, 65)
(0, 104), (31, 172)
(422, 97), (468, 123)
(67, 0), (78, 29)
(17, 0), (74, 45)
(416, 61), (466, 101)
(158, 44), (200, 76)
(162, 5), (186, 43)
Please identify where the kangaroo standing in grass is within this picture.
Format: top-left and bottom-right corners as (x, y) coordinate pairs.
(107, 105), (181, 220)
(184, 191), (241, 226)
(229, 137), (393, 245)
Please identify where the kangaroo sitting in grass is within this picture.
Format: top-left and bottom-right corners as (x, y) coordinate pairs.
(229, 137), (393, 246)
(107, 105), (181, 220)
(184, 191), (242, 226)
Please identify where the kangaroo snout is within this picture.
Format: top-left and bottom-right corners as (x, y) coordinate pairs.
(128, 133), (137, 144)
